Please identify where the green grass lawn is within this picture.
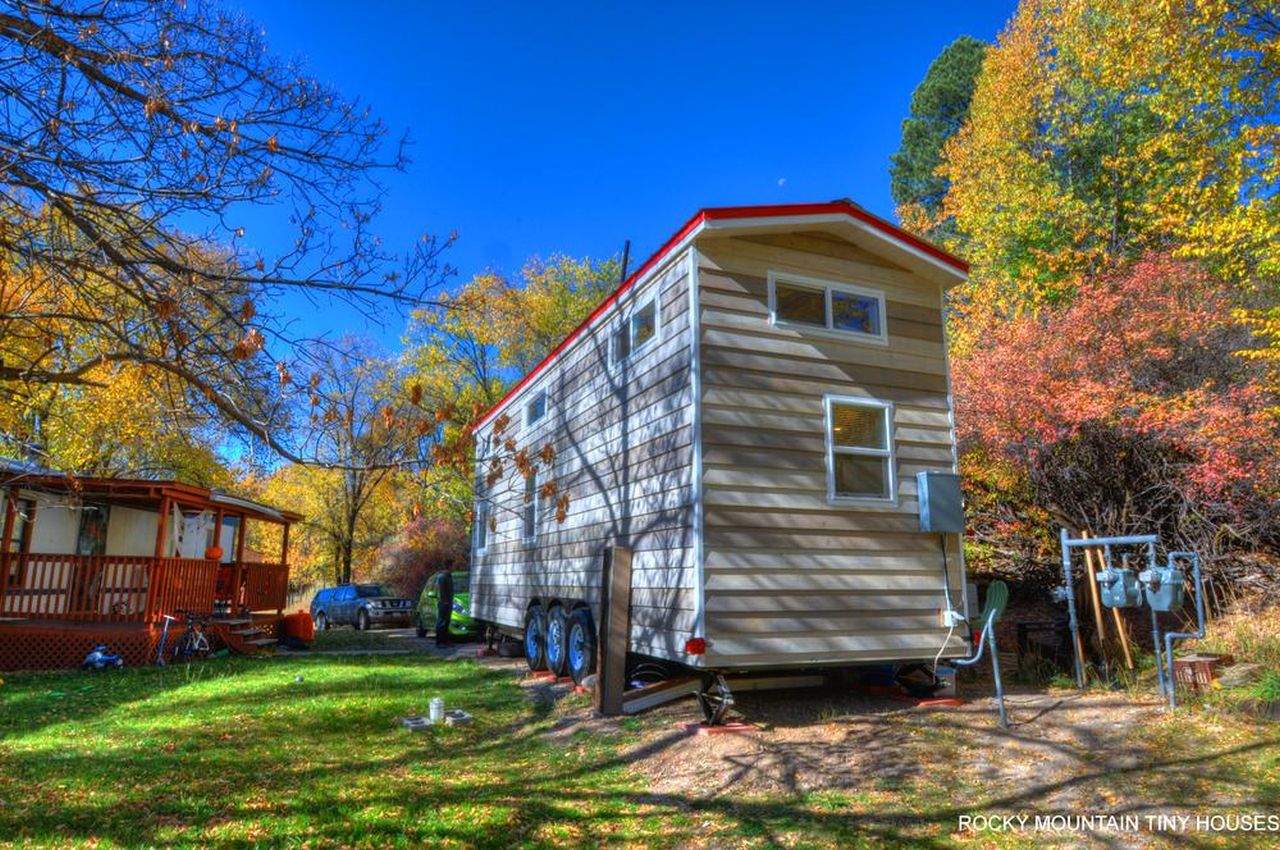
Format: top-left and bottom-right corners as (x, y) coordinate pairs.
(1, 656), (1278, 849)
(0, 656), (683, 848)
(308, 626), (424, 652)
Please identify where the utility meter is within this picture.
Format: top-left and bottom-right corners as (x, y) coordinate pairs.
(1139, 565), (1185, 612)
(1095, 567), (1142, 608)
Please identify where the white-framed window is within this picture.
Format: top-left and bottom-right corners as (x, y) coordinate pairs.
(768, 271), (887, 344)
(611, 297), (659, 366)
(522, 470), (539, 542)
(474, 499), (490, 555)
(824, 395), (895, 502)
(525, 390), (547, 426)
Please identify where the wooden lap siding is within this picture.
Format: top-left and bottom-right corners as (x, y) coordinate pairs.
(470, 255), (698, 662)
(697, 232), (967, 668)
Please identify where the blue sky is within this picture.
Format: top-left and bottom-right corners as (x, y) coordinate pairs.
(237, 1), (1013, 347)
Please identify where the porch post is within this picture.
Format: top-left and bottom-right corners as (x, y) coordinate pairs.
(212, 508), (225, 613)
(146, 497), (170, 623)
(153, 497), (170, 558)
(212, 509), (224, 558)
(0, 487), (16, 603)
(233, 513), (248, 615)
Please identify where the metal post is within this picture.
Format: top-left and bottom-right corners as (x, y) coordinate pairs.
(1163, 552), (1205, 710)
(1059, 529), (1086, 688)
(1145, 540), (1167, 701)
(953, 609), (1008, 728)
(1149, 604), (1165, 701)
(989, 618), (1008, 728)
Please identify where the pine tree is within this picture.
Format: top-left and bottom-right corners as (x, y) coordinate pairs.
(889, 35), (986, 236)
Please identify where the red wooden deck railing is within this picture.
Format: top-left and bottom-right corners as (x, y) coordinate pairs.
(241, 562), (288, 613)
(146, 558), (219, 622)
(0, 555), (222, 623)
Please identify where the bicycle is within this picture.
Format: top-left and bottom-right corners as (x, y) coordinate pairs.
(156, 610), (219, 664)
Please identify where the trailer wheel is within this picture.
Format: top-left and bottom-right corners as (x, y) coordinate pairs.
(523, 605), (547, 671)
(567, 607), (597, 685)
(545, 605), (569, 677)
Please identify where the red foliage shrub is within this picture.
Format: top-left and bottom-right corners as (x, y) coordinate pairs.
(955, 253), (1280, 564)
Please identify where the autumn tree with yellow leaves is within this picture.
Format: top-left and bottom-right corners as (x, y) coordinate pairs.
(896, 0), (1280, 569)
(940, 0), (1279, 339)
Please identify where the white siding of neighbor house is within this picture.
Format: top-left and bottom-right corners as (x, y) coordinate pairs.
(469, 251), (699, 662)
(26, 495), (78, 555)
(105, 507), (159, 557)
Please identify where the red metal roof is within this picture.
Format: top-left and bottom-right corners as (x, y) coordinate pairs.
(474, 201), (966, 429)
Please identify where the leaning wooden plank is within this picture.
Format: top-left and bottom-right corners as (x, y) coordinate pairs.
(621, 675), (701, 714)
(595, 546), (632, 716)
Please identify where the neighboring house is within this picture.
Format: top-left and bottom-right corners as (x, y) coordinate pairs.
(469, 201), (971, 683)
(0, 463), (300, 670)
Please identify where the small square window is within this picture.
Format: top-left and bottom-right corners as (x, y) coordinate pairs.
(774, 283), (826, 326)
(831, 291), (882, 336)
(833, 455), (890, 500)
(631, 300), (657, 349)
(612, 298), (658, 366)
(830, 403), (887, 450)
(525, 391), (546, 426)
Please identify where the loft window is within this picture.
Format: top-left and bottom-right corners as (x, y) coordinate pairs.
(525, 391), (547, 426)
(522, 470), (538, 541)
(612, 298), (658, 365)
(769, 272), (886, 343)
(825, 395), (895, 501)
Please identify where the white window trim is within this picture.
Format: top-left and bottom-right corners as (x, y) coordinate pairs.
(521, 470), (539, 543)
(823, 394), (897, 505)
(524, 390), (547, 427)
(609, 292), (662, 369)
(768, 271), (889, 346)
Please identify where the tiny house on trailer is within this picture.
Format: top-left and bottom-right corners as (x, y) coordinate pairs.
(468, 201), (971, 696)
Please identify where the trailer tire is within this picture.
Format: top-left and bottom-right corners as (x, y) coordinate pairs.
(567, 607), (597, 685)
(545, 605), (569, 677)
(523, 605), (547, 671)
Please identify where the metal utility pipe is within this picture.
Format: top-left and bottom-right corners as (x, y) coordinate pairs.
(1163, 551), (1204, 710)
(1145, 542), (1169, 701)
(1062, 534), (1159, 549)
(1149, 605), (1166, 700)
(1059, 529), (1087, 688)
(953, 608), (1008, 728)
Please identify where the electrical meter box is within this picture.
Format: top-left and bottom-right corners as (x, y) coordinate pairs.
(1095, 568), (1142, 608)
(917, 471), (964, 534)
(1140, 566), (1185, 612)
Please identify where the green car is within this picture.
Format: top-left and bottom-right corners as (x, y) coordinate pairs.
(416, 572), (476, 639)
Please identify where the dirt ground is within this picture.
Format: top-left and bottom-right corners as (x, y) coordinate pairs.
(514, 668), (1277, 848)
(626, 688), (1164, 800)
(394, 641), (1280, 846)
